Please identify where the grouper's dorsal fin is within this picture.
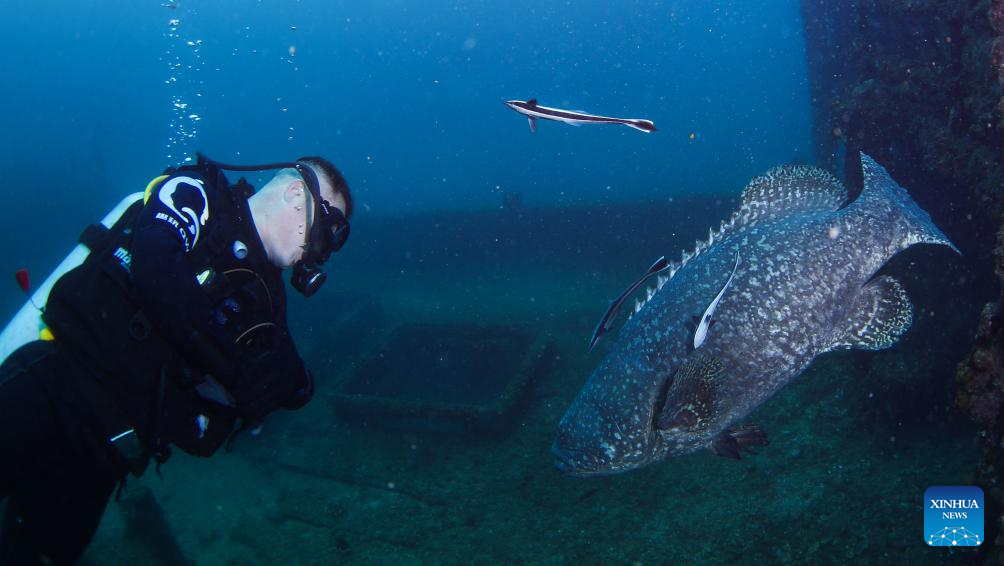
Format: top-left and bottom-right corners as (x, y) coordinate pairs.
(657, 354), (729, 433)
(733, 164), (848, 228)
(662, 165), (846, 280)
(825, 275), (913, 352)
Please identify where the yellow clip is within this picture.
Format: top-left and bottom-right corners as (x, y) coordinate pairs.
(144, 174), (170, 205)
(39, 327), (55, 341)
(196, 268), (213, 286)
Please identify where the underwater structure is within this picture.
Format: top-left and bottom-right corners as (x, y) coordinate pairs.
(801, 1), (1004, 561)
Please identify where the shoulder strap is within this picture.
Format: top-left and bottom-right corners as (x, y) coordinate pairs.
(76, 199), (146, 255)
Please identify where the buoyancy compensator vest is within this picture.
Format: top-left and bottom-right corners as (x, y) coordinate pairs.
(42, 162), (294, 461)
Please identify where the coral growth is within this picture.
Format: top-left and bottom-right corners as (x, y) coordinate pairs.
(956, 218), (1004, 437)
(803, 0), (1004, 224)
(956, 215), (1004, 562)
(995, 0), (1004, 133)
(991, 0), (1004, 34)
(802, 1), (1004, 561)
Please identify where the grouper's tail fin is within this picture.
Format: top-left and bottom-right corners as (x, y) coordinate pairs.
(858, 153), (960, 255)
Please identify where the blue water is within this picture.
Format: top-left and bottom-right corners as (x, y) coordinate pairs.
(0, 1), (810, 319)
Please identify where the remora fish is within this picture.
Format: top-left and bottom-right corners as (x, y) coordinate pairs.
(504, 99), (656, 133)
(589, 256), (669, 351)
(693, 250), (740, 350)
(553, 154), (958, 476)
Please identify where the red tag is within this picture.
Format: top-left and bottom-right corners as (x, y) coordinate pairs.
(15, 268), (29, 293)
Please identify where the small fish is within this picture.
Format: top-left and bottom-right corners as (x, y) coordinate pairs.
(693, 250), (740, 350)
(588, 256), (669, 351)
(196, 414), (209, 439)
(504, 99), (656, 133)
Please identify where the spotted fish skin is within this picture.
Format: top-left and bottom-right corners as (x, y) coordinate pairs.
(553, 154), (957, 476)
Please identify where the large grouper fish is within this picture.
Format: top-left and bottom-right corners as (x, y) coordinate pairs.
(553, 154), (958, 476)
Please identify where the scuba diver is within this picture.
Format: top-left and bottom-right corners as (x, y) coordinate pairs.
(0, 153), (353, 564)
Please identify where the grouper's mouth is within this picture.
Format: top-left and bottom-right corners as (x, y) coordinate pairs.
(551, 440), (648, 478)
(551, 442), (584, 475)
(551, 442), (605, 477)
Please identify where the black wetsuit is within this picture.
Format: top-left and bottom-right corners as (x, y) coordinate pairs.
(0, 162), (313, 565)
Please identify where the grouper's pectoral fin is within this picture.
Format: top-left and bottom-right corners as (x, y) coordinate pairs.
(657, 354), (729, 432)
(826, 275), (913, 352)
(710, 423), (769, 459)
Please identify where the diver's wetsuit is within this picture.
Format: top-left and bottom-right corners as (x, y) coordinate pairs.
(0, 341), (128, 565)
(0, 162), (313, 565)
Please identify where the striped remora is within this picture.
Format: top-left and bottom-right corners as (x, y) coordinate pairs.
(504, 99), (656, 133)
(588, 256), (670, 351)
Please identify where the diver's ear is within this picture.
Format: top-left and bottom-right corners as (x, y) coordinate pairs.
(282, 179), (306, 204)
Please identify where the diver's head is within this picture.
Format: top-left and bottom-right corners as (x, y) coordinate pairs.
(249, 157), (353, 276)
(297, 156), (354, 218)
